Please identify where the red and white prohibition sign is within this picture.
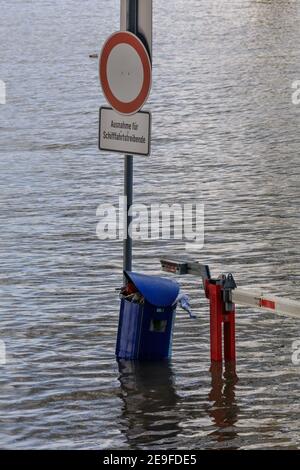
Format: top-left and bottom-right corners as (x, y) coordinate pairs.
(99, 31), (152, 115)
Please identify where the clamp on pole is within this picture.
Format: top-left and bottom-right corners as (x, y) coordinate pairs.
(223, 273), (237, 312)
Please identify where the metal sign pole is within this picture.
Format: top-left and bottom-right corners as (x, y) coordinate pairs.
(123, 154), (133, 273)
(122, 0), (138, 273)
(119, 0), (152, 274)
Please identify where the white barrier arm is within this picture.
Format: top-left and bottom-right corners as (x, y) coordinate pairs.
(232, 288), (300, 319)
(160, 258), (300, 320)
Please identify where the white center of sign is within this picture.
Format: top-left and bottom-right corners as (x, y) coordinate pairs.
(107, 43), (144, 104)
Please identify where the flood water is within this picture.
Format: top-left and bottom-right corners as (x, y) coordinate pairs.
(0, 0), (300, 450)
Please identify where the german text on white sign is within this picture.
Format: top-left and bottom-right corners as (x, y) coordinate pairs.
(99, 107), (151, 156)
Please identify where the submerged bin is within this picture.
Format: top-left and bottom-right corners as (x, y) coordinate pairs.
(116, 271), (180, 360)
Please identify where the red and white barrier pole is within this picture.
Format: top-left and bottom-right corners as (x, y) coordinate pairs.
(160, 258), (300, 365)
(232, 288), (300, 319)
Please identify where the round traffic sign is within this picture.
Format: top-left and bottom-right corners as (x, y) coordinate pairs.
(99, 31), (152, 115)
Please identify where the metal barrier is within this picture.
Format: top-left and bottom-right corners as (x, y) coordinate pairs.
(160, 258), (300, 364)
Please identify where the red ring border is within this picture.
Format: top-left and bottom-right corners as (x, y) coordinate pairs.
(99, 31), (152, 115)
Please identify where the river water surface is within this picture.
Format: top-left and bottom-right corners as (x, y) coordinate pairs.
(0, 0), (300, 449)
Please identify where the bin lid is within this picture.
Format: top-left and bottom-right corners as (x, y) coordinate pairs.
(124, 271), (180, 307)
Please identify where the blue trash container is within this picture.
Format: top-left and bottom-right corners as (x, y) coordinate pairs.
(116, 271), (180, 360)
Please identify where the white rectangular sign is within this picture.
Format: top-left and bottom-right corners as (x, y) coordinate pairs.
(99, 107), (151, 156)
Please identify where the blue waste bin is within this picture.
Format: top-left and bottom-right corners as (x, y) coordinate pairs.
(116, 271), (180, 360)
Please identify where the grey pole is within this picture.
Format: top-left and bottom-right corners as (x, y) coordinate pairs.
(122, 0), (138, 274)
(123, 154), (133, 273)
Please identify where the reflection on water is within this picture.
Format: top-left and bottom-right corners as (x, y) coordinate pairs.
(207, 362), (239, 448)
(118, 361), (180, 449)
(118, 360), (240, 450)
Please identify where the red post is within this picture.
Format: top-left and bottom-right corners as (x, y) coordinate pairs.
(206, 280), (236, 363)
(223, 306), (236, 361)
(208, 283), (223, 362)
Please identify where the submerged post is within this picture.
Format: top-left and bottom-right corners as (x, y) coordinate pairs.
(204, 278), (236, 363)
(208, 282), (223, 362)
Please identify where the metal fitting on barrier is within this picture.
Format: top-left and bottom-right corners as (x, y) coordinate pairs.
(222, 273), (237, 312)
